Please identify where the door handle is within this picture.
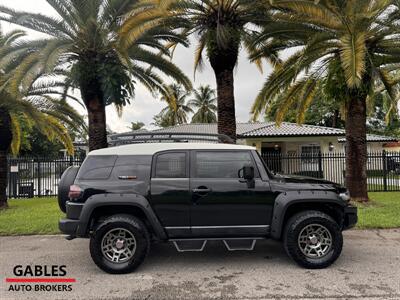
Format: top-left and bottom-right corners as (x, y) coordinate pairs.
(192, 187), (211, 194)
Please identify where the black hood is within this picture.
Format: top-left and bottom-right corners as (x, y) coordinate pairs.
(271, 174), (346, 193)
(276, 174), (335, 185)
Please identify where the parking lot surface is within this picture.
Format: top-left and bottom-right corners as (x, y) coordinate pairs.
(1, 229), (399, 300)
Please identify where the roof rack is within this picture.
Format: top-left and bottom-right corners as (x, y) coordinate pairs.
(108, 132), (234, 146)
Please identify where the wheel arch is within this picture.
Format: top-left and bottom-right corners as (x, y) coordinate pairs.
(271, 190), (345, 240)
(77, 194), (167, 240)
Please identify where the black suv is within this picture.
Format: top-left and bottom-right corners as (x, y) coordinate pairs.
(58, 142), (357, 274)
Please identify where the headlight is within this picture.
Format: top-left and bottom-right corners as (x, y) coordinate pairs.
(339, 191), (350, 202)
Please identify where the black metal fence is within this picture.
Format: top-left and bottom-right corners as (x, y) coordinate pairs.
(6, 151), (400, 198)
(261, 151), (400, 192)
(7, 156), (84, 198)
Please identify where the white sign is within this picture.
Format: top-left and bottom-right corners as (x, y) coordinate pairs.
(10, 166), (19, 173)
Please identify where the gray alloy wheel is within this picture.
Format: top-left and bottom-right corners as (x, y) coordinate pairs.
(297, 224), (332, 258)
(283, 210), (343, 269)
(90, 214), (150, 274)
(101, 228), (137, 263)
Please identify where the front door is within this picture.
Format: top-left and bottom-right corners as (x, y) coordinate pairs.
(189, 150), (274, 237)
(150, 151), (191, 237)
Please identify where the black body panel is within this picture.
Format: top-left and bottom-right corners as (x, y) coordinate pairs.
(270, 190), (349, 239)
(187, 150), (275, 237)
(149, 151), (191, 237)
(60, 194), (167, 240)
(189, 178), (274, 226)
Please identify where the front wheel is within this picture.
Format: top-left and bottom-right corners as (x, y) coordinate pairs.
(283, 210), (343, 269)
(89, 214), (150, 274)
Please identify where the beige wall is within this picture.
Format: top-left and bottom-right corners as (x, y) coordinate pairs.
(244, 136), (343, 154)
(243, 136), (386, 183)
(384, 146), (400, 152)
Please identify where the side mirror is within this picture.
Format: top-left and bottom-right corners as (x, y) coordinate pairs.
(242, 165), (254, 181)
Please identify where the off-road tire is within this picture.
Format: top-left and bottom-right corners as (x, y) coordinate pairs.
(283, 210), (343, 269)
(58, 166), (79, 213)
(90, 214), (150, 274)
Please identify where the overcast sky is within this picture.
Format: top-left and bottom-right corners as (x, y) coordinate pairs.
(0, 0), (273, 133)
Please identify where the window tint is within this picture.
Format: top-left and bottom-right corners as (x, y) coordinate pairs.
(155, 152), (186, 178)
(195, 151), (255, 178)
(77, 155), (117, 180)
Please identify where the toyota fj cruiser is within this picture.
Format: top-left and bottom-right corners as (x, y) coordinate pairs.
(58, 138), (357, 274)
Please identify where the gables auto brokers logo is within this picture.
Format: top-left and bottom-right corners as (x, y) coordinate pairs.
(5, 265), (76, 292)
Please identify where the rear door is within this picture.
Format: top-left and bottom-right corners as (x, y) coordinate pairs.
(189, 150), (274, 237)
(150, 151), (191, 237)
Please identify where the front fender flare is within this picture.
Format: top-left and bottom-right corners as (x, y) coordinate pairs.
(76, 193), (167, 240)
(270, 190), (345, 240)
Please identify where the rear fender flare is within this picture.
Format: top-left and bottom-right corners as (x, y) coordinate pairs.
(271, 190), (345, 239)
(76, 194), (167, 240)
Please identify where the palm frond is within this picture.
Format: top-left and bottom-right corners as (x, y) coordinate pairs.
(10, 114), (21, 155)
(339, 32), (367, 87)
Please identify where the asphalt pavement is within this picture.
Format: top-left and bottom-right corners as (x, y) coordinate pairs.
(1, 229), (399, 300)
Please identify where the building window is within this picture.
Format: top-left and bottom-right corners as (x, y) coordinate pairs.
(301, 144), (321, 164)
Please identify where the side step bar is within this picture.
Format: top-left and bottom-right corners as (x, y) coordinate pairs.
(173, 240), (207, 252)
(171, 238), (262, 252)
(223, 239), (257, 251)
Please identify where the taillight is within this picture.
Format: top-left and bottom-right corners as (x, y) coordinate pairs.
(68, 185), (82, 200)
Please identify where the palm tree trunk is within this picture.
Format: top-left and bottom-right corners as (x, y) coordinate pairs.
(86, 97), (108, 151)
(215, 69), (236, 142)
(0, 107), (12, 209)
(345, 95), (368, 202)
(332, 109), (339, 128)
(80, 79), (108, 152)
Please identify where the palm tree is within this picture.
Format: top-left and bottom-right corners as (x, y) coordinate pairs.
(128, 122), (145, 131)
(189, 85), (217, 123)
(125, 0), (275, 141)
(0, 0), (191, 151)
(153, 84), (193, 127)
(251, 0), (400, 202)
(0, 30), (85, 209)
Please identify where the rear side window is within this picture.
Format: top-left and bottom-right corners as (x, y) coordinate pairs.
(77, 155), (117, 180)
(195, 151), (256, 178)
(154, 152), (186, 178)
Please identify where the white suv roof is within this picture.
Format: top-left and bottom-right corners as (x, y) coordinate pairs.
(89, 143), (255, 156)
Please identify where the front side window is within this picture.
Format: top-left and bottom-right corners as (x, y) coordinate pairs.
(155, 152), (186, 178)
(195, 151), (255, 178)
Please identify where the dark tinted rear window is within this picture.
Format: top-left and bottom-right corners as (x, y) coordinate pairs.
(154, 152), (187, 178)
(77, 155), (117, 180)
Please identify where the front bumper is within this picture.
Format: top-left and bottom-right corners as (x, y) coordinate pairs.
(343, 204), (358, 230)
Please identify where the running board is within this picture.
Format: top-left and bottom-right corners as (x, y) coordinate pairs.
(223, 239), (257, 251)
(171, 238), (261, 252)
(173, 240), (207, 252)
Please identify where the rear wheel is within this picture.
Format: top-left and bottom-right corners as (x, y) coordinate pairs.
(89, 214), (150, 274)
(283, 210), (343, 269)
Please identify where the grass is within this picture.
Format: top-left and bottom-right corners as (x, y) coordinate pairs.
(0, 197), (62, 235)
(355, 192), (400, 229)
(0, 193), (399, 235)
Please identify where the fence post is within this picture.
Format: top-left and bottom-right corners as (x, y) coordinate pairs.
(382, 150), (387, 192)
(37, 159), (41, 197)
(318, 151), (323, 178)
